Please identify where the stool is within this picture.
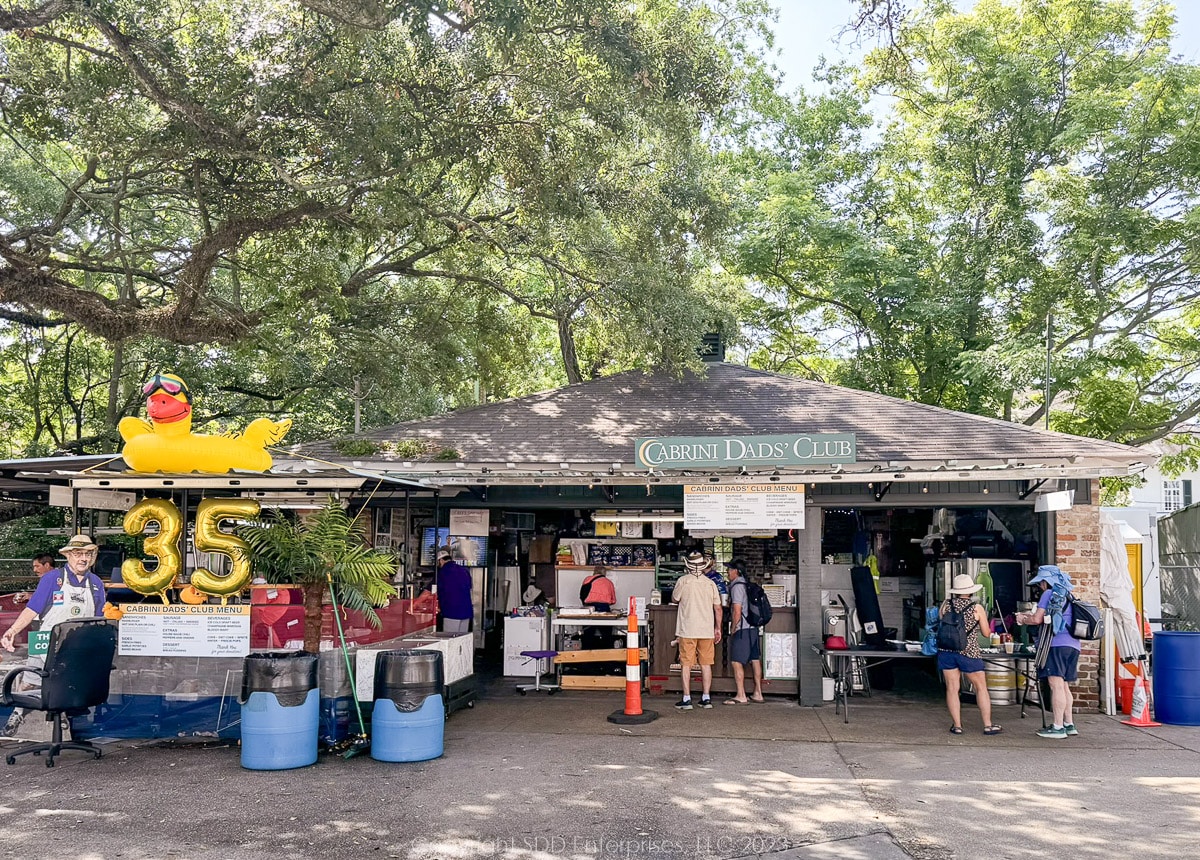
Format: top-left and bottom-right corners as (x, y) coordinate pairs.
(516, 650), (560, 695)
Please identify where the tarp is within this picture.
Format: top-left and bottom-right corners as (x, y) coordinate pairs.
(1099, 513), (1146, 663)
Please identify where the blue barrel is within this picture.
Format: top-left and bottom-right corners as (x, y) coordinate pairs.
(370, 650), (444, 762)
(1153, 632), (1200, 725)
(240, 651), (319, 770)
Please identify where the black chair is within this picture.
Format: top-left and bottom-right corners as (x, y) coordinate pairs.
(0, 618), (118, 767)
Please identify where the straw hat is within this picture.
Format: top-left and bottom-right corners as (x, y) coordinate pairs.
(948, 574), (983, 595)
(58, 534), (98, 554)
(436, 550), (452, 562)
(684, 551), (707, 573)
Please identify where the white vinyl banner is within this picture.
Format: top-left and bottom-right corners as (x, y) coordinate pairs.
(684, 483), (805, 531)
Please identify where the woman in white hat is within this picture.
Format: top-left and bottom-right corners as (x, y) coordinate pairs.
(938, 574), (1002, 736)
(1, 534), (107, 736)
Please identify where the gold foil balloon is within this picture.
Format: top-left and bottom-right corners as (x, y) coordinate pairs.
(122, 497), (183, 599)
(189, 498), (261, 598)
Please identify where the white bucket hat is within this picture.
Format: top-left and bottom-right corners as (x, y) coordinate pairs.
(58, 534), (98, 554)
(948, 574), (983, 595)
(684, 551), (707, 573)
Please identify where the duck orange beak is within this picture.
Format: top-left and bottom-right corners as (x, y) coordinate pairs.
(147, 392), (192, 423)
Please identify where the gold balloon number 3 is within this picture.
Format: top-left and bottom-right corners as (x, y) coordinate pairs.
(122, 498), (262, 599)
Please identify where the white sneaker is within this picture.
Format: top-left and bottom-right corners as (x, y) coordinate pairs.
(1, 712), (23, 737)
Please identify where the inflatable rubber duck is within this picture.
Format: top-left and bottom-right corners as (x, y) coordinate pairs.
(119, 373), (292, 473)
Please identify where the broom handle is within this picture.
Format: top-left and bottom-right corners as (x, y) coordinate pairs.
(327, 573), (368, 735)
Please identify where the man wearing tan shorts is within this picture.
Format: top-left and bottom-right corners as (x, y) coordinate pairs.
(671, 551), (723, 709)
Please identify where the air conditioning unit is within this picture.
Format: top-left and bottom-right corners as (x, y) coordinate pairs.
(502, 511), (535, 532)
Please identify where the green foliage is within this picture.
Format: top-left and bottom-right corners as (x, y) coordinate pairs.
(240, 499), (398, 636)
(0, 508), (67, 559)
(733, 0), (1200, 445)
(433, 447), (462, 461)
(0, 0), (763, 447)
(331, 438), (381, 458)
(389, 439), (432, 459)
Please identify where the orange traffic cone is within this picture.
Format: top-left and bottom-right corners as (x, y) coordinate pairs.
(608, 597), (658, 724)
(1121, 673), (1161, 727)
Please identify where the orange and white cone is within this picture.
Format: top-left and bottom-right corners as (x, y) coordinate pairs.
(608, 596), (658, 724)
(1121, 674), (1161, 727)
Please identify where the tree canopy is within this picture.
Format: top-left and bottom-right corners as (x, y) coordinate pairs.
(735, 0), (1200, 453)
(2, 0), (762, 452)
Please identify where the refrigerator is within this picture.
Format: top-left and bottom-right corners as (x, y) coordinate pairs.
(503, 615), (550, 677)
(931, 558), (1029, 617)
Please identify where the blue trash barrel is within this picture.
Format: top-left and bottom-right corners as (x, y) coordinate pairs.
(370, 649), (444, 762)
(240, 651), (319, 770)
(1153, 632), (1200, 725)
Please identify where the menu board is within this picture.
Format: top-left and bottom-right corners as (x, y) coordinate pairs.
(684, 483), (805, 531)
(118, 604), (251, 657)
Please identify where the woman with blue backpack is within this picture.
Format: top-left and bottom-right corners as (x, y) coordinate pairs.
(1015, 565), (1081, 739)
(937, 574), (1003, 736)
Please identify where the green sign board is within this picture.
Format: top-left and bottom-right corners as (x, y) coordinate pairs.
(28, 629), (50, 657)
(635, 433), (857, 469)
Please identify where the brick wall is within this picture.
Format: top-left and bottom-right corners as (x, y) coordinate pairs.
(1054, 479), (1101, 710)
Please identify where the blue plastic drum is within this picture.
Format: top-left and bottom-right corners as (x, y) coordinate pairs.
(1153, 632), (1200, 726)
(370, 650), (445, 763)
(240, 651), (319, 770)
(370, 694), (445, 762)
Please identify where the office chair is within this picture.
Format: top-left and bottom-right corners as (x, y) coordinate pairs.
(0, 618), (119, 767)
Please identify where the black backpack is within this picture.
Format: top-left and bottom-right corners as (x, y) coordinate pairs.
(743, 580), (774, 627)
(935, 600), (969, 651)
(579, 576), (595, 605)
(1067, 595), (1103, 640)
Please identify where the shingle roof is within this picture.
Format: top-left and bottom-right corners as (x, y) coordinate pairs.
(294, 364), (1143, 476)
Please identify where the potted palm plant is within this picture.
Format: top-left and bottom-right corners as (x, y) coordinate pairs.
(241, 498), (398, 653)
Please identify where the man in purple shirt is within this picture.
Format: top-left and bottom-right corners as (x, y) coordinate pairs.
(435, 550), (473, 634)
(1, 534), (107, 736)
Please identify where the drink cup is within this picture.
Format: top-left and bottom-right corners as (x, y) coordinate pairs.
(1003, 641), (1014, 654)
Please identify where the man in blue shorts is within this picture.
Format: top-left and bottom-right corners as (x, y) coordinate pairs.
(1016, 565), (1081, 739)
(724, 559), (764, 705)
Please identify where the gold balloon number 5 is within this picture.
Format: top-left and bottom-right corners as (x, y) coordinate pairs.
(190, 498), (261, 597)
(122, 498), (262, 600)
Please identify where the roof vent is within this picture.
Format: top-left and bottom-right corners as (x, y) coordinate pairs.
(698, 332), (725, 362)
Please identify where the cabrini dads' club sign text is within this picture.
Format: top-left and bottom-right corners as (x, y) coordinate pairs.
(635, 433), (856, 469)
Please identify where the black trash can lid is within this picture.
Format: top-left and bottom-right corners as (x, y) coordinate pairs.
(241, 650), (319, 703)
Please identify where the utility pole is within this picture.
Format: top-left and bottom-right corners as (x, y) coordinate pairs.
(353, 376), (362, 434)
(1044, 312), (1053, 430)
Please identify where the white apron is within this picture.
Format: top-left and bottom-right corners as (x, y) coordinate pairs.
(24, 570), (96, 687)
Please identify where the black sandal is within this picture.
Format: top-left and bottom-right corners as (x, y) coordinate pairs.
(983, 725), (1003, 735)
(949, 726), (963, 735)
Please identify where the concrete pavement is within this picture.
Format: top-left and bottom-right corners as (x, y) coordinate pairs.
(1, 679), (1198, 860)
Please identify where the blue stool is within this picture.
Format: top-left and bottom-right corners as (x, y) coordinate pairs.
(516, 650), (560, 695)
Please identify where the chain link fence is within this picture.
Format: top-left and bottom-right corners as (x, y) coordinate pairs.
(1159, 564), (1200, 632)
(0, 558), (37, 594)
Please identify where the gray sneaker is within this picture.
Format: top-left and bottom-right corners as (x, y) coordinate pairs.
(1037, 725), (1068, 739)
(1, 712), (23, 737)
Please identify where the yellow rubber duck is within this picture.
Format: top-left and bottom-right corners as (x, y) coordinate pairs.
(119, 373), (292, 474)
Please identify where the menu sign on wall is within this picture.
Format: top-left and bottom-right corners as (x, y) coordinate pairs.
(684, 483), (805, 531)
(118, 604), (251, 657)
